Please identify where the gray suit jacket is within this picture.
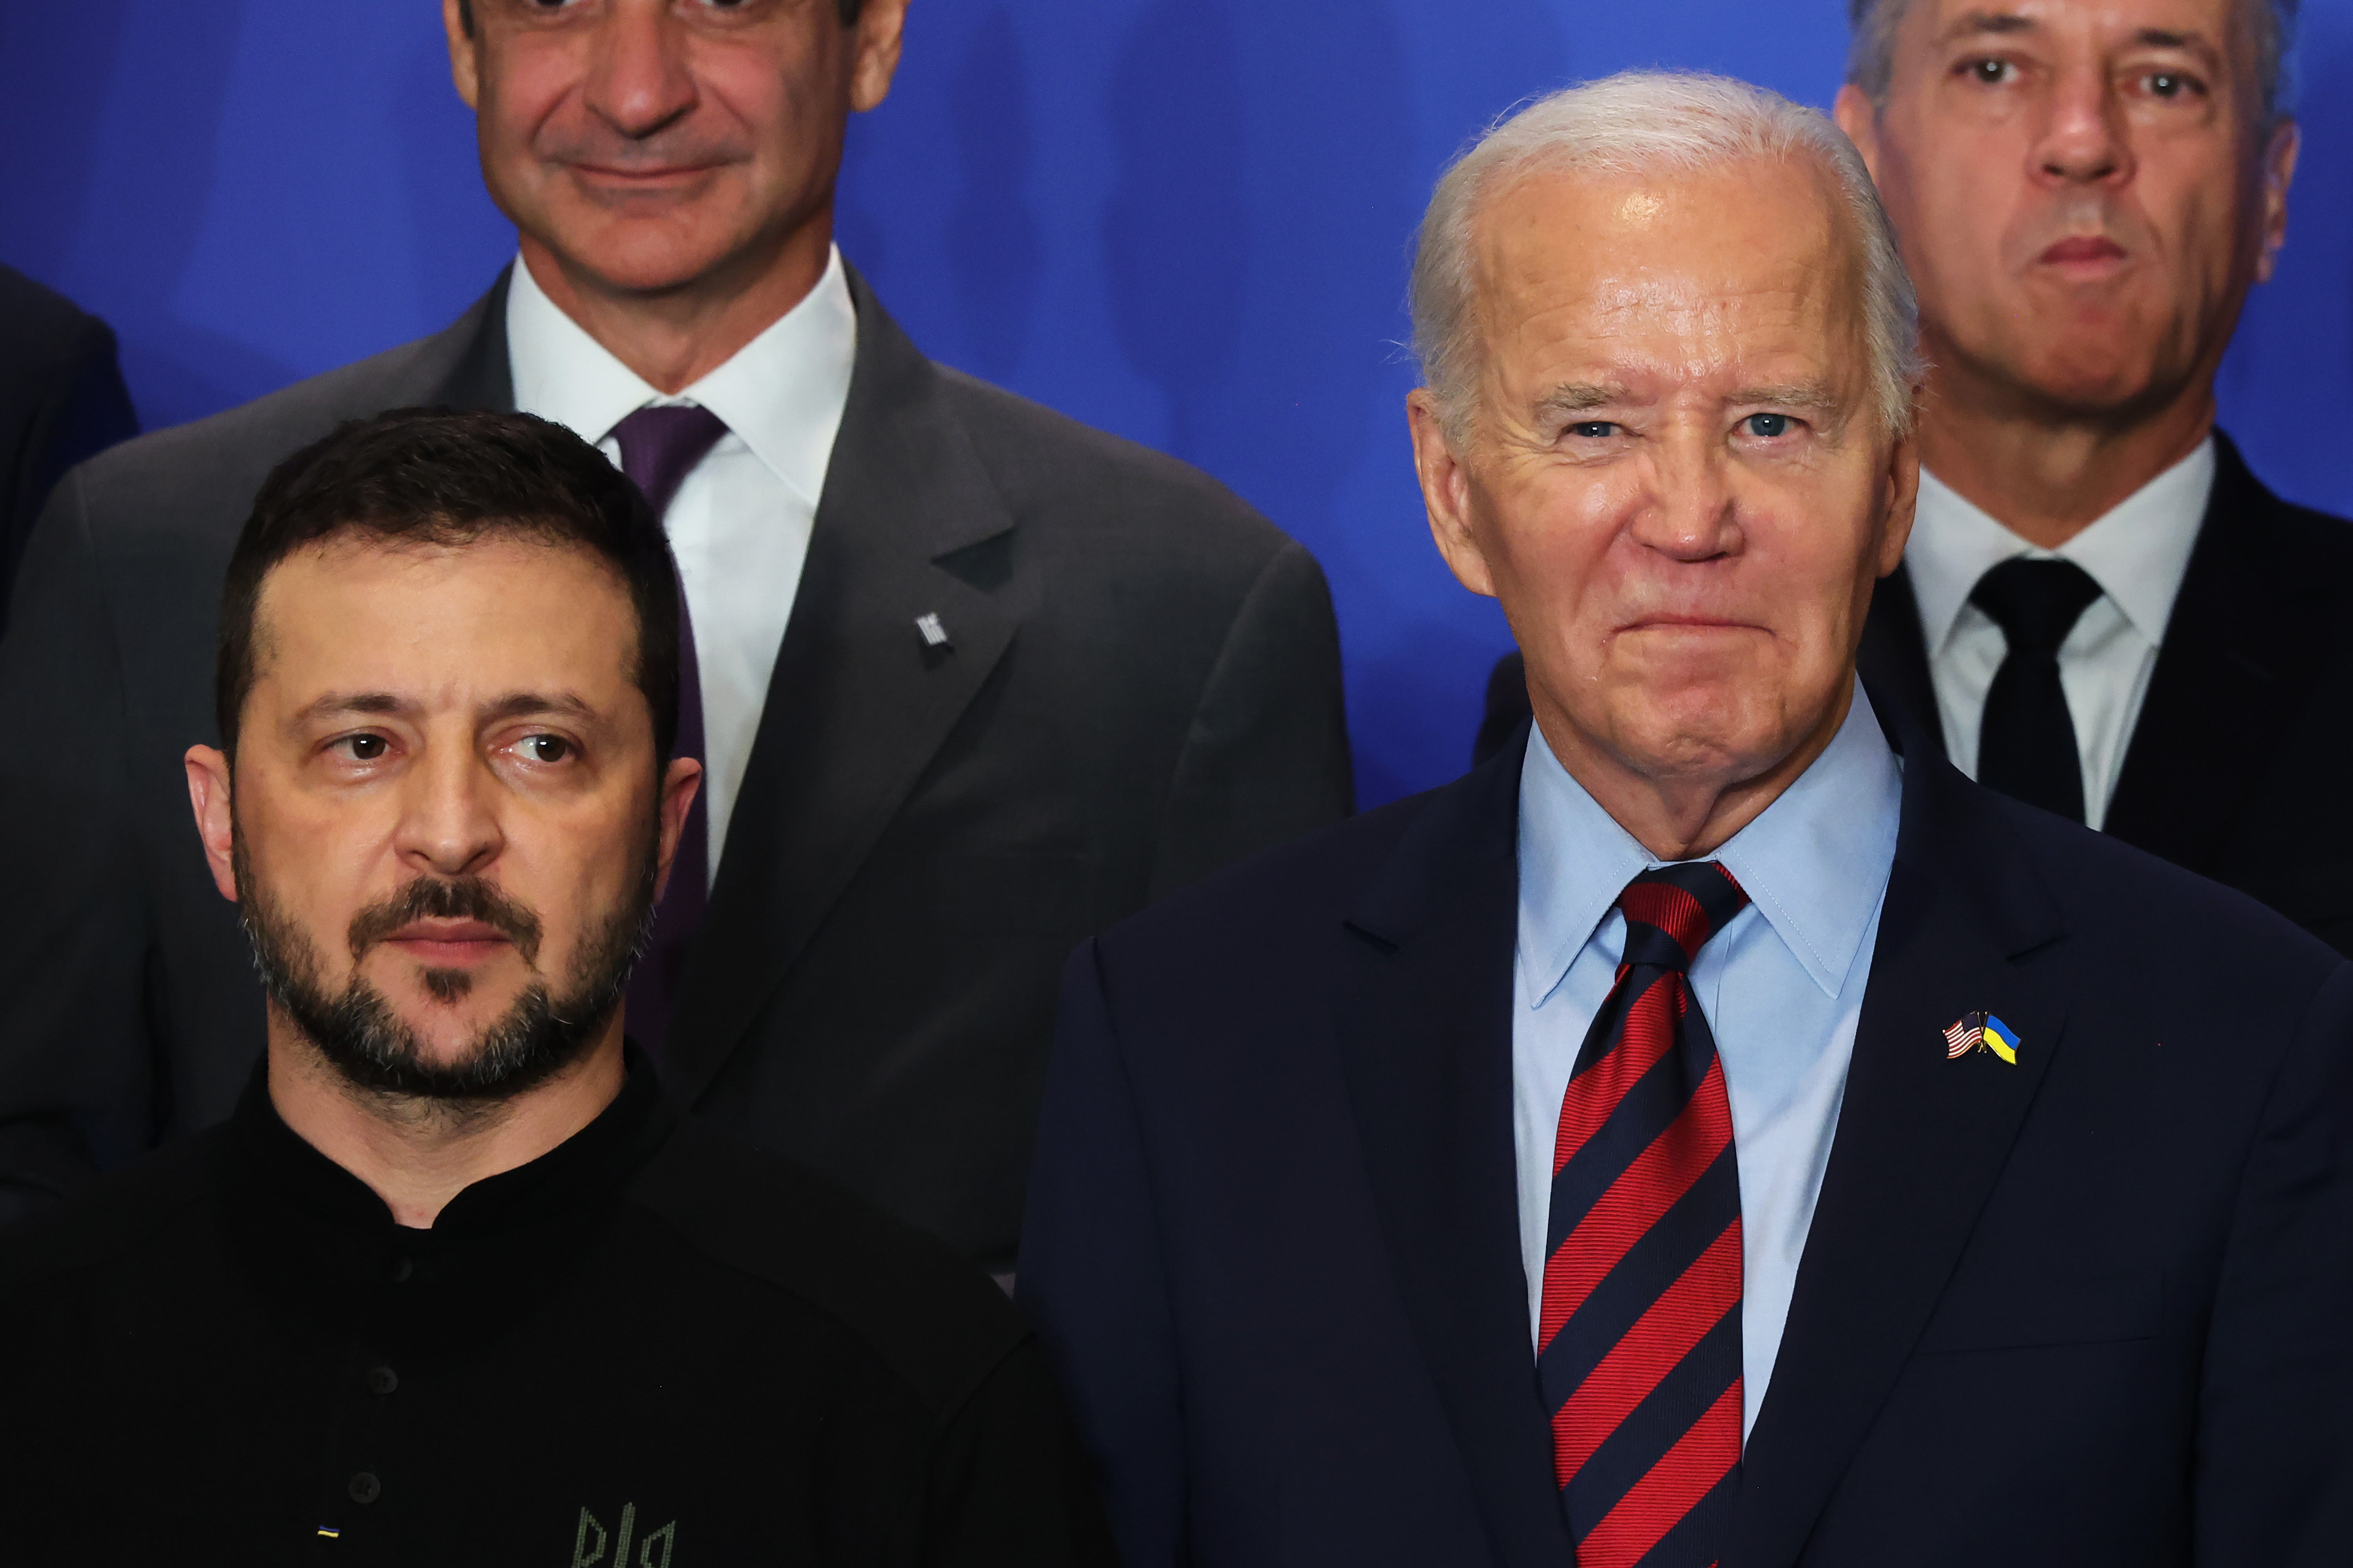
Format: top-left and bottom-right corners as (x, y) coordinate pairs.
(0, 268), (1353, 1266)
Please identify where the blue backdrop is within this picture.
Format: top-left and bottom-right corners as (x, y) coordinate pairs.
(5, 1), (2348, 805)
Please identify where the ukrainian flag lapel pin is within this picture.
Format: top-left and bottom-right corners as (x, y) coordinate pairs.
(1943, 1011), (2020, 1065)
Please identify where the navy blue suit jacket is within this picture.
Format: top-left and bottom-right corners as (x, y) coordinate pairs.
(1021, 715), (2353, 1567)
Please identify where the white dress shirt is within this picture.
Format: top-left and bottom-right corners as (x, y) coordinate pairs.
(505, 247), (859, 879)
(1515, 686), (1902, 1438)
(1904, 440), (2213, 831)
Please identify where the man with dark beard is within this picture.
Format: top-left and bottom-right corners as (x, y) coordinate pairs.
(0, 409), (1114, 1565)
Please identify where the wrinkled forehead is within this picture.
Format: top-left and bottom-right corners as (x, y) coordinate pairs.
(1467, 156), (1868, 394)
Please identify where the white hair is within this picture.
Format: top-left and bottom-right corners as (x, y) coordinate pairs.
(1408, 70), (1925, 446)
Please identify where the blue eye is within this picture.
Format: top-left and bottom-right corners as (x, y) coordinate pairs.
(1569, 421), (1618, 439)
(1745, 413), (1793, 438)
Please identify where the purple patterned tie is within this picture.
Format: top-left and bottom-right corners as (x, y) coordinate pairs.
(611, 403), (729, 1055)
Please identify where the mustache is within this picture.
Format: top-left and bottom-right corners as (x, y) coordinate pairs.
(347, 876), (544, 969)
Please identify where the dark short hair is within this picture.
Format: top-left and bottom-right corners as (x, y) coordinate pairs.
(216, 407), (680, 767)
(457, 0), (865, 33)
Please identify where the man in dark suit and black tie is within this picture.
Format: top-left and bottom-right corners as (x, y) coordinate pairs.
(1830, 0), (2351, 943)
(1022, 71), (2353, 1568)
(0, 0), (1352, 1270)
(1483, 0), (2347, 954)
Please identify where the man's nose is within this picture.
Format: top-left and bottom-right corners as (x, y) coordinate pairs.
(583, 0), (699, 142)
(1628, 437), (1738, 563)
(395, 745), (503, 880)
(2034, 64), (2132, 187)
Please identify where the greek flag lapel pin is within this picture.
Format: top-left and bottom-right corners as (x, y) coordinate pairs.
(1943, 1011), (2020, 1065)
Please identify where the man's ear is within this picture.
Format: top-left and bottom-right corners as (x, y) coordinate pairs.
(185, 746), (240, 903)
(651, 757), (704, 902)
(2255, 118), (2299, 284)
(1408, 390), (1499, 600)
(444, 0), (482, 112)
(1832, 85), (1883, 183)
(849, 0), (912, 114)
(1877, 423), (1922, 578)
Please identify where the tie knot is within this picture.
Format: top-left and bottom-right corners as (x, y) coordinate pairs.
(1969, 556), (2104, 656)
(611, 403), (731, 521)
(1617, 861), (1748, 974)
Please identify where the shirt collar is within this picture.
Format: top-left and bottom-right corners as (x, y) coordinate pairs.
(229, 1046), (673, 1238)
(504, 245), (859, 509)
(1517, 681), (1903, 1008)
(1906, 436), (2215, 655)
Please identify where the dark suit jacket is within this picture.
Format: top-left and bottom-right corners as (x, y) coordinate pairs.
(1859, 430), (2353, 954)
(1021, 716), (2353, 1566)
(1480, 431), (2353, 955)
(0, 265), (137, 628)
(0, 267), (1353, 1267)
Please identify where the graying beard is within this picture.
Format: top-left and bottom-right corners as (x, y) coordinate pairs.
(236, 843), (658, 1104)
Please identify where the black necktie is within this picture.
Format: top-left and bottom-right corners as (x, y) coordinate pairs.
(1970, 556), (2104, 822)
(610, 404), (730, 1053)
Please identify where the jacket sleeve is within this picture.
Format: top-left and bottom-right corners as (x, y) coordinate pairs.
(1019, 939), (1190, 1568)
(0, 472), (158, 1225)
(919, 1334), (1120, 1568)
(2193, 959), (2353, 1564)
(1149, 538), (1352, 899)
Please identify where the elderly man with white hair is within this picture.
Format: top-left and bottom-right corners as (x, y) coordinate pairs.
(1019, 70), (2353, 1568)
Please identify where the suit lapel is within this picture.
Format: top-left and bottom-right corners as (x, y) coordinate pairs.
(1334, 730), (1577, 1568)
(1855, 563), (1947, 761)
(664, 271), (1035, 1103)
(2101, 433), (2329, 871)
(1725, 757), (2068, 1568)
(425, 265), (515, 412)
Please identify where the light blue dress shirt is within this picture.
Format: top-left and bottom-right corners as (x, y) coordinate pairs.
(1514, 682), (1902, 1439)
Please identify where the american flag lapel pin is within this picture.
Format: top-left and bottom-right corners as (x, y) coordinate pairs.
(1944, 1011), (2020, 1065)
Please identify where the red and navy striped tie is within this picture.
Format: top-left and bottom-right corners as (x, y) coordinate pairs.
(1540, 861), (1748, 1568)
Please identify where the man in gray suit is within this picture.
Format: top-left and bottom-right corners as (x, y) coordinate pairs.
(0, 0), (1352, 1272)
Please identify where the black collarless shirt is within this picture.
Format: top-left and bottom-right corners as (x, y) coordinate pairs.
(0, 1058), (1112, 1566)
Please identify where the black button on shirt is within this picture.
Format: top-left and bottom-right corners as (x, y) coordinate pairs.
(0, 1055), (1111, 1565)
